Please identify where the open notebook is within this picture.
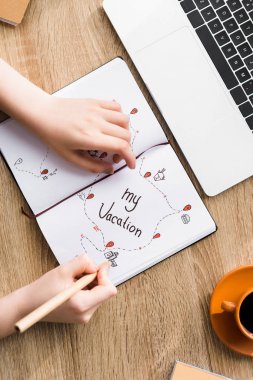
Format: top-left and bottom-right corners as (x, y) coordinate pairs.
(0, 58), (216, 285)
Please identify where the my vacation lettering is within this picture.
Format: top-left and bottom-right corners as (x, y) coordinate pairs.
(98, 188), (142, 237)
(121, 188), (142, 212)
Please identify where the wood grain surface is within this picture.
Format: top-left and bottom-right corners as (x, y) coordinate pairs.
(0, 1), (252, 379)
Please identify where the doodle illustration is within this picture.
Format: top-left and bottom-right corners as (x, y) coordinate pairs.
(104, 251), (119, 267)
(88, 150), (99, 158)
(88, 150), (108, 159)
(181, 214), (190, 224)
(14, 148), (58, 181)
(154, 168), (166, 181)
(14, 158), (23, 166)
(99, 152), (108, 159)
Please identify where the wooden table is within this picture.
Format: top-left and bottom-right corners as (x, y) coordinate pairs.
(0, 1), (252, 379)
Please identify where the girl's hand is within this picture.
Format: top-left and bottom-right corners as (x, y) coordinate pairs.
(30, 97), (136, 174)
(0, 59), (136, 174)
(30, 255), (117, 324)
(0, 255), (117, 338)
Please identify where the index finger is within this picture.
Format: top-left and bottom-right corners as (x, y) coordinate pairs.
(78, 281), (117, 310)
(84, 134), (136, 169)
(97, 100), (122, 112)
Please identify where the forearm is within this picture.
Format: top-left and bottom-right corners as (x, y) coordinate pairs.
(0, 285), (33, 338)
(0, 59), (49, 127)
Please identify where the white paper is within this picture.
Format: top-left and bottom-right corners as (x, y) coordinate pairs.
(0, 58), (166, 214)
(37, 145), (216, 285)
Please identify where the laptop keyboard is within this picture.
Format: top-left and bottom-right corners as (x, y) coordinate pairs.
(179, 0), (253, 134)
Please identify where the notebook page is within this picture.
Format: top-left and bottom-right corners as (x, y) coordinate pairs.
(37, 144), (216, 285)
(0, 58), (166, 214)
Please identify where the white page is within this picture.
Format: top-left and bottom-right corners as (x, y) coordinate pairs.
(37, 145), (216, 285)
(0, 58), (166, 214)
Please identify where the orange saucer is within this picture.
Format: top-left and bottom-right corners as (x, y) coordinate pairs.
(210, 265), (253, 357)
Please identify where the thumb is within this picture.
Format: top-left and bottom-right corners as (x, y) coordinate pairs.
(97, 261), (114, 287)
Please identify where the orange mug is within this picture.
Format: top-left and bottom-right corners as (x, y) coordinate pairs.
(221, 288), (253, 340)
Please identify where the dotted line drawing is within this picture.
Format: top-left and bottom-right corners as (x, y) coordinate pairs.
(79, 107), (140, 255)
(14, 148), (57, 180)
(129, 118), (137, 149)
(139, 158), (180, 214)
(39, 148), (49, 174)
(79, 155), (190, 256)
(78, 107), (191, 265)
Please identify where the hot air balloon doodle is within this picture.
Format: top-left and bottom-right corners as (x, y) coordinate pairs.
(14, 158), (23, 166)
(130, 108), (138, 114)
(106, 241), (114, 248)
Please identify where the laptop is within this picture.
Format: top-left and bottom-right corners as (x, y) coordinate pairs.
(103, 0), (253, 196)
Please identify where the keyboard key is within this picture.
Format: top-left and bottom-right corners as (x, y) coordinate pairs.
(224, 18), (239, 33)
(231, 30), (246, 45)
(242, 0), (253, 12)
(250, 11), (253, 21)
(181, 0), (196, 13)
(244, 54), (253, 70)
(234, 9), (249, 24)
(227, 0), (243, 12)
(215, 30), (230, 45)
(241, 20), (253, 36)
(208, 18), (223, 33)
(230, 86), (247, 104)
(248, 34), (253, 47)
(229, 54), (244, 70)
(194, 0), (210, 9)
(235, 67), (251, 82)
(245, 114), (253, 129)
(239, 101), (253, 116)
(249, 93), (253, 103)
(222, 42), (237, 57)
(187, 10), (204, 28)
(217, 6), (232, 22)
(237, 42), (252, 58)
(196, 25), (238, 89)
(209, 0), (225, 9)
(201, 6), (216, 21)
(243, 79), (253, 94)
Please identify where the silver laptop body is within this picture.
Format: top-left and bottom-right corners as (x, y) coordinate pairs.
(104, 0), (253, 196)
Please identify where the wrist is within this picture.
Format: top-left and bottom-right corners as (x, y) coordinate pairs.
(0, 59), (50, 133)
(10, 90), (51, 134)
